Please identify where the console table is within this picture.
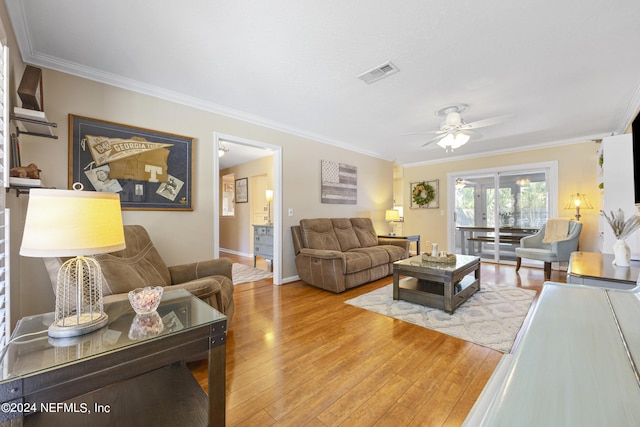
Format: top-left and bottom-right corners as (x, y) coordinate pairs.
(0, 289), (226, 426)
(567, 251), (640, 289)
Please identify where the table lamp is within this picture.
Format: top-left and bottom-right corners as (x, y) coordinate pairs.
(20, 187), (125, 338)
(385, 209), (401, 236)
(565, 193), (593, 221)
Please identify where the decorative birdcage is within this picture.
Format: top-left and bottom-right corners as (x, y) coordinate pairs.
(49, 256), (108, 338)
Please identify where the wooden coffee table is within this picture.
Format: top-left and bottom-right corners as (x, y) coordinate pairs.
(393, 254), (481, 314)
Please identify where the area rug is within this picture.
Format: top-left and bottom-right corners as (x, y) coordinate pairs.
(344, 282), (536, 352)
(232, 263), (273, 285)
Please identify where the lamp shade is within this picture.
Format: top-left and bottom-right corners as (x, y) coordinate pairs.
(564, 193), (594, 210)
(437, 132), (470, 151)
(20, 189), (126, 257)
(385, 209), (401, 221)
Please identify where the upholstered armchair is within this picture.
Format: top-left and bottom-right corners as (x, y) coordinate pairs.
(515, 219), (582, 280)
(43, 225), (234, 321)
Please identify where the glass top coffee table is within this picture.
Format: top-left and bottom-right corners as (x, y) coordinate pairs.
(393, 254), (481, 314)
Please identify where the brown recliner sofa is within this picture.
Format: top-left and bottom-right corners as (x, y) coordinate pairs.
(44, 225), (234, 322)
(291, 218), (409, 293)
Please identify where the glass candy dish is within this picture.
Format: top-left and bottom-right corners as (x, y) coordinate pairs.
(128, 286), (163, 314)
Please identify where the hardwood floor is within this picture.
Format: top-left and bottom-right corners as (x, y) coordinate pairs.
(191, 255), (564, 426)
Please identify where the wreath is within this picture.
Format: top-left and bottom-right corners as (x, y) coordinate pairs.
(412, 181), (435, 207)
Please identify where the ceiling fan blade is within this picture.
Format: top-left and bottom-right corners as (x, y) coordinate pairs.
(401, 130), (445, 136)
(463, 129), (483, 139)
(421, 134), (446, 147)
(462, 115), (513, 130)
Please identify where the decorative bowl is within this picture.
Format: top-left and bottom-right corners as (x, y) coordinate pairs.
(128, 286), (163, 314)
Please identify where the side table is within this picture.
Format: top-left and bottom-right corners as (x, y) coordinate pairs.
(0, 289), (226, 426)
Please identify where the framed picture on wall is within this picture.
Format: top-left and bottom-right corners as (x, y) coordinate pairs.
(235, 177), (248, 203)
(69, 115), (194, 210)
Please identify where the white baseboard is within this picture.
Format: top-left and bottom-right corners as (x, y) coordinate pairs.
(220, 248), (252, 258)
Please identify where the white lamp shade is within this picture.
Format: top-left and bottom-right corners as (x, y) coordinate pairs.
(385, 209), (401, 221)
(265, 189), (274, 202)
(437, 132), (470, 151)
(20, 189), (126, 257)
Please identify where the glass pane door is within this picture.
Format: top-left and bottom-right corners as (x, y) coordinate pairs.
(454, 169), (549, 263)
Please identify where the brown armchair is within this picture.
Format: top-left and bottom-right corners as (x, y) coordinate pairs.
(44, 225), (234, 322)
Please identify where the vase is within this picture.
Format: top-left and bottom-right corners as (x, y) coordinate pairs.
(613, 239), (631, 267)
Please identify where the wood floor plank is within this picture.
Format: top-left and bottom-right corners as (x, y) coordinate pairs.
(190, 254), (550, 426)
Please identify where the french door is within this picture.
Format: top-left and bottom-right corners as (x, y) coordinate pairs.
(450, 162), (557, 263)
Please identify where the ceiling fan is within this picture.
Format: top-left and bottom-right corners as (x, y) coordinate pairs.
(455, 178), (477, 188)
(405, 104), (512, 152)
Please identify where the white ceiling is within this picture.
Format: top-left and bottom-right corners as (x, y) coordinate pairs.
(5, 0), (640, 166)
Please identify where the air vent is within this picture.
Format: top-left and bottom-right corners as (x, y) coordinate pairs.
(357, 61), (400, 84)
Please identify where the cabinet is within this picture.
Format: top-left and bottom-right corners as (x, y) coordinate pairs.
(600, 134), (640, 258)
(253, 224), (273, 268)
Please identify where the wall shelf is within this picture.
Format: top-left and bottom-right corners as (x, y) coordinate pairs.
(10, 113), (58, 139)
(6, 186), (53, 197)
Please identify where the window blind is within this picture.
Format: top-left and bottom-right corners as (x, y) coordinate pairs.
(0, 43), (11, 346)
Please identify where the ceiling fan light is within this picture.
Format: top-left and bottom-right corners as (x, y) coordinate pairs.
(218, 142), (229, 157)
(454, 132), (470, 146)
(437, 132), (470, 152)
(437, 134), (455, 150)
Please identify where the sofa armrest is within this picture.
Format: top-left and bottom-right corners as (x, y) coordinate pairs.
(169, 257), (233, 284)
(521, 230), (545, 248)
(378, 237), (410, 252)
(550, 237), (580, 262)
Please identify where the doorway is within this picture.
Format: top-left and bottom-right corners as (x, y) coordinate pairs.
(213, 133), (283, 284)
(448, 161), (558, 264)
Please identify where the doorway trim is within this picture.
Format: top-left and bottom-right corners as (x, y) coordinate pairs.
(446, 161), (558, 262)
(213, 132), (283, 285)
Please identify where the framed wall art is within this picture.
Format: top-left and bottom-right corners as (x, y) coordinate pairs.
(69, 115), (194, 210)
(321, 160), (357, 204)
(410, 179), (439, 209)
(235, 177), (248, 203)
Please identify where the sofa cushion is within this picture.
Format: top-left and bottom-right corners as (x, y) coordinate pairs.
(350, 246), (390, 267)
(300, 218), (341, 251)
(331, 218), (362, 251)
(343, 251), (372, 273)
(350, 218), (379, 247)
(381, 245), (408, 262)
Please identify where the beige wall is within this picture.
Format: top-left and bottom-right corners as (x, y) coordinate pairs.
(6, 64), (394, 321)
(400, 141), (600, 254)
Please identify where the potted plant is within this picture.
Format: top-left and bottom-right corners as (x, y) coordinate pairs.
(603, 208), (640, 266)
